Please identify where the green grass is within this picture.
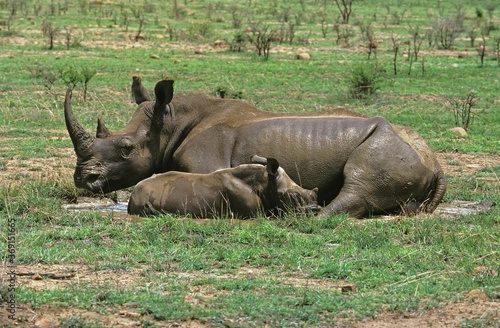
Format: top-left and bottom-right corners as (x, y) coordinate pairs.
(1, 0), (499, 326)
(2, 181), (499, 325)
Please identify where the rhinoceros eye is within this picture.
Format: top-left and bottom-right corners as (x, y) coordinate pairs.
(118, 138), (134, 158)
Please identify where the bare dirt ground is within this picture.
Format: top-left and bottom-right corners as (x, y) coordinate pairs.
(1, 262), (499, 327)
(1, 143), (499, 327)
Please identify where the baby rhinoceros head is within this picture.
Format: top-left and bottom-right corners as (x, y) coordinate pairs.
(252, 155), (320, 216)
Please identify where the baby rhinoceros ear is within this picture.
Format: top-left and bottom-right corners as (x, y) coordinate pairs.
(266, 158), (280, 177)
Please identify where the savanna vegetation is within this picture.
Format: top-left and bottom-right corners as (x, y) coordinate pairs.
(0, 0), (499, 326)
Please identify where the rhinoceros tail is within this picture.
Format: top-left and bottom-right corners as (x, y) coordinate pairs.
(424, 160), (447, 213)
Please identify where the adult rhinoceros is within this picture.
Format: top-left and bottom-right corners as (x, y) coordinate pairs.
(64, 77), (446, 218)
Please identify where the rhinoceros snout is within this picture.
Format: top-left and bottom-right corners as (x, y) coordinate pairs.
(74, 170), (105, 192)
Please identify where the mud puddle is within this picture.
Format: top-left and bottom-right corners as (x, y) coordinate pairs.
(62, 201), (129, 213)
(61, 199), (494, 219)
(433, 200), (495, 219)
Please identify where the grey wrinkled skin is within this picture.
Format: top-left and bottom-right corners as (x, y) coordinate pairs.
(127, 155), (319, 219)
(65, 77), (446, 218)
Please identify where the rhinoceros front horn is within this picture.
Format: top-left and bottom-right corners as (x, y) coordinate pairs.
(64, 88), (93, 155)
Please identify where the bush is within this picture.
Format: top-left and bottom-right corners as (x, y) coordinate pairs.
(444, 91), (478, 132)
(431, 16), (465, 49)
(347, 62), (382, 99)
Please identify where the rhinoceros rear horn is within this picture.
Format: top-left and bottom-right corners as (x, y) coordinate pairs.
(131, 76), (152, 105)
(96, 118), (110, 138)
(64, 88), (94, 155)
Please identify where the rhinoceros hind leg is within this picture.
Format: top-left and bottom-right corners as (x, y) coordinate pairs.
(317, 192), (368, 219)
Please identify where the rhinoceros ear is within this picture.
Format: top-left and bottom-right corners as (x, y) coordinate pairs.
(152, 80), (174, 127)
(266, 158), (280, 177)
(96, 118), (110, 138)
(154, 80), (174, 110)
(131, 76), (152, 105)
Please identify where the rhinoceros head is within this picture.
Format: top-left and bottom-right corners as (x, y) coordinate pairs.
(64, 78), (174, 193)
(251, 155), (320, 214)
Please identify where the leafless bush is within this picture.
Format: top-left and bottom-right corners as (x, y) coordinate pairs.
(63, 25), (75, 50)
(431, 15), (465, 49)
(320, 16), (329, 38)
(467, 26), (478, 47)
(134, 16), (146, 42)
(9, 0), (32, 16)
(247, 23), (277, 59)
(333, 23), (354, 46)
(280, 6), (291, 23)
(165, 22), (177, 41)
(477, 34), (487, 67)
(275, 21), (296, 45)
(408, 25), (425, 61)
(41, 20), (59, 50)
(334, 0), (355, 24)
(389, 8), (408, 25)
(359, 23), (377, 59)
(229, 5), (242, 29)
(444, 91), (478, 132)
(391, 33), (400, 75)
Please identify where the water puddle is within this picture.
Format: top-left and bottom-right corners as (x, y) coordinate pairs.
(62, 201), (129, 215)
(433, 200), (494, 219)
(62, 199), (493, 220)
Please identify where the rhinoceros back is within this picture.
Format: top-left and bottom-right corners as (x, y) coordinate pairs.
(230, 116), (381, 188)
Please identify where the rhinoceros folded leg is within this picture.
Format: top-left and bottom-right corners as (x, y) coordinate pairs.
(317, 191), (369, 218)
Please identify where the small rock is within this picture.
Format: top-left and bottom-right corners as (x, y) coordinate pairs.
(341, 283), (357, 293)
(296, 52), (311, 60)
(32, 273), (43, 280)
(150, 54), (160, 59)
(466, 289), (489, 302)
(125, 311), (141, 318)
(213, 39), (227, 48)
(448, 127), (468, 137)
(124, 301), (139, 308)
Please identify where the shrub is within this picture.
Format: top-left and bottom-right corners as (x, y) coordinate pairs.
(431, 16), (465, 49)
(247, 23), (277, 60)
(444, 91), (478, 132)
(347, 62), (382, 99)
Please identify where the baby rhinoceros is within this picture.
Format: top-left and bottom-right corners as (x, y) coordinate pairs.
(127, 155), (319, 218)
